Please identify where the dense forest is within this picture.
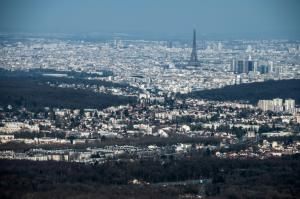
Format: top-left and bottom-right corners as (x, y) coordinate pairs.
(0, 76), (136, 110)
(0, 68), (135, 89)
(0, 68), (114, 78)
(0, 155), (299, 198)
(183, 79), (300, 104)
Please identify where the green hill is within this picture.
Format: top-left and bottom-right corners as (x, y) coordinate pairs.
(184, 79), (300, 104)
(0, 76), (136, 110)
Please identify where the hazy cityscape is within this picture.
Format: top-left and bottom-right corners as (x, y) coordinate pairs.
(0, 0), (300, 199)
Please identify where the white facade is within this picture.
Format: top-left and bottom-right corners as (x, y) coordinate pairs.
(284, 99), (295, 113)
(258, 98), (296, 113)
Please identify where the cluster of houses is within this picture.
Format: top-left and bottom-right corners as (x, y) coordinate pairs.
(0, 97), (299, 162)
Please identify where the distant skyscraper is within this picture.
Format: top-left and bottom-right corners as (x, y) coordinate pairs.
(236, 60), (244, 74)
(188, 29), (201, 67)
(233, 56), (257, 74)
(245, 61), (254, 73)
(245, 55), (255, 73)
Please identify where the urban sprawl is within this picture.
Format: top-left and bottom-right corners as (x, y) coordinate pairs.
(0, 33), (300, 164)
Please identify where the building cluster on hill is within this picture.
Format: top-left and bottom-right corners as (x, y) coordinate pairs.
(258, 98), (296, 113)
(0, 95), (300, 163)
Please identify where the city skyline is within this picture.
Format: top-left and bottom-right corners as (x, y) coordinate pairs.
(0, 1), (300, 198)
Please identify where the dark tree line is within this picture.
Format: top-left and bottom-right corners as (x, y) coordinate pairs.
(0, 76), (136, 111)
(182, 79), (300, 104)
(0, 155), (299, 198)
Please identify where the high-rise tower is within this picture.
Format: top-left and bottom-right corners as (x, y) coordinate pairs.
(188, 29), (201, 67)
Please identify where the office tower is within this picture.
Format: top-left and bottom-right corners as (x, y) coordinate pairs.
(233, 56), (258, 74)
(254, 61), (258, 72)
(246, 60), (254, 73)
(243, 61), (249, 73)
(231, 59), (236, 72)
(245, 55), (254, 72)
(236, 60), (244, 74)
(268, 61), (274, 73)
(188, 29), (201, 67)
(284, 99), (295, 113)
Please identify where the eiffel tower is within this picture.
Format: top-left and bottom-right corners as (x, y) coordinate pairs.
(188, 29), (201, 67)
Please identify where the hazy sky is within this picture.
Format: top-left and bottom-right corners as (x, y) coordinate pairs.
(0, 0), (300, 39)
